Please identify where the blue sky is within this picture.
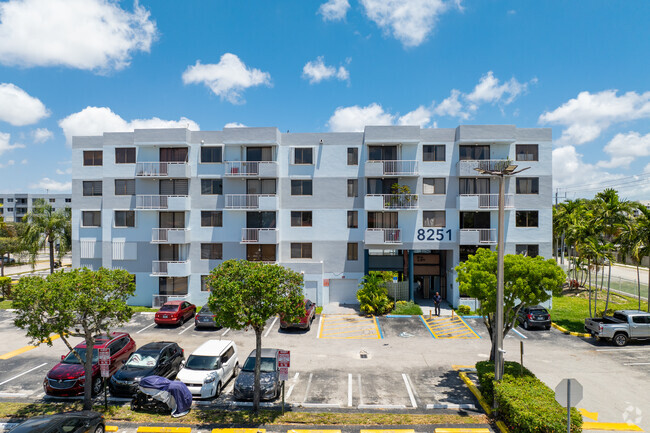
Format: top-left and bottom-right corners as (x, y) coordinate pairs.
(1, 0), (649, 200)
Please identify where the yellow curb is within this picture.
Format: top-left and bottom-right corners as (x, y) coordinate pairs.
(458, 371), (508, 433)
(435, 429), (490, 433)
(137, 428), (192, 433)
(452, 365), (475, 371)
(551, 322), (591, 338)
(360, 430), (415, 433)
(582, 421), (643, 431)
(106, 427), (119, 433)
(0, 334), (62, 360)
(213, 429), (266, 433)
(579, 408), (599, 421)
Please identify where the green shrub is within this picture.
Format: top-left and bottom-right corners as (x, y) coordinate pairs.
(392, 301), (423, 315)
(0, 277), (11, 299)
(495, 376), (582, 433)
(457, 305), (471, 315)
(475, 361), (534, 405)
(357, 272), (394, 315)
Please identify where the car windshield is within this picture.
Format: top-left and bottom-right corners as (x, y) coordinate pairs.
(242, 356), (276, 373)
(185, 355), (218, 370)
(200, 304), (213, 314)
(125, 351), (159, 368)
(62, 348), (99, 364)
(160, 305), (178, 312)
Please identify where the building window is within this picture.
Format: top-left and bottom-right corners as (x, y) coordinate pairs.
(423, 211), (446, 227)
(246, 179), (276, 194)
(460, 211), (490, 229)
(347, 211), (358, 228)
(423, 145), (445, 161)
(160, 212), (185, 228)
(459, 145), (489, 160)
(159, 277), (188, 295)
(368, 145), (397, 161)
(516, 144), (538, 161)
(7, 208), (13, 212)
(291, 211), (312, 227)
(65, 198), (71, 203)
(159, 179), (188, 195)
(114, 211), (135, 227)
(201, 275), (209, 292)
(347, 243), (358, 261)
(82, 181), (102, 196)
(49, 198), (56, 203)
(423, 178), (445, 195)
(201, 211), (223, 227)
(347, 179), (358, 197)
(115, 179), (135, 195)
(291, 180), (312, 196)
(160, 147), (188, 162)
(82, 211), (101, 227)
(460, 245), (479, 263)
(347, 148), (359, 165)
(516, 244), (539, 257)
(516, 177), (539, 194)
(201, 243), (223, 260)
(294, 148), (313, 165)
(516, 211), (538, 227)
(459, 178), (490, 195)
(201, 147), (223, 163)
(367, 211), (398, 228)
(246, 244), (276, 261)
(201, 179), (223, 195)
(291, 243), (312, 259)
(115, 147), (136, 164)
(7, 198), (13, 202)
(83, 151), (103, 166)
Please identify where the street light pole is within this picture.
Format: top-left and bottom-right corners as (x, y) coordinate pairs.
(495, 173), (505, 384)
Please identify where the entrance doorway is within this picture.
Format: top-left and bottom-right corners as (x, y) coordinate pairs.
(410, 251), (447, 300)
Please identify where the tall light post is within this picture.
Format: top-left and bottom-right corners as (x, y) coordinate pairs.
(474, 163), (529, 390)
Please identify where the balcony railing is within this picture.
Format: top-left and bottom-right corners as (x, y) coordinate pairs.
(459, 194), (514, 209)
(225, 161), (278, 177)
(135, 162), (189, 177)
(366, 194), (418, 210)
(152, 295), (187, 308)
(151, 260), (190, 276)
(457, 159), (510, 175)
(459, 228), (497, 244)
(136, 195), (188, 209)
(151, 228), (190, 243)
(225, 194), (277, 209)
(241, 228), (278, 243)
(366, 160), (418, 176)
(365, 228), (402, 244)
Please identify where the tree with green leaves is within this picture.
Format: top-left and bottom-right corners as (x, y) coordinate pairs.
(456, 248), (566, 361)
(24, 199), (70, 274)
(206, 260), (304, 412)
(12, 268), (135, 410)
(0, 222), (20, 277)
(357, 271), (395, 315)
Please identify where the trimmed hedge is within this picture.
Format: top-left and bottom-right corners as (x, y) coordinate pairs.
(0, 276), (11, 299)
(457, 305), (471, 315)
(475, 361), (582, 433)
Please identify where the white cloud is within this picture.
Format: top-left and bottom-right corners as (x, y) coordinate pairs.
(182, 54), (271, 104)
(645, 163), (650, 174)
(0, 132), (25, 156)
(224, 122), (247, 128)
(56, 168), (73, 175)
(398, 106), (432, 127)
(327, 103), (395, 132)
(21, 159), (27, 164)
(30, 177), (71, 192)
(0, 0), (157, 72)
(31, 127), (53, 143)
(302, 57), (349, 84)
(552, 145), (620, 190)
(0, 159), (15, 168)
(466, 71), (530, 106)
(432, 89), (469, 119)
(360, 0), (460, 47)
(58, 106), (199, 145)
(539, 90), (650, 146)
(0, 83), (49, 126)
(318, 0), (350, 21)
(597, 131), (650, 169)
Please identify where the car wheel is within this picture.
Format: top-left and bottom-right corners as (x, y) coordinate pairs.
(233, 363), (240, 378)
(306, 320), (311, 331)
(92, 378), (103, 396)
(215, 381), (222, 398)
(545, 325), (551, 330)
(523, 320), (529, 330)
(613, 333), (629, 347)
(94, 424), (105, 433)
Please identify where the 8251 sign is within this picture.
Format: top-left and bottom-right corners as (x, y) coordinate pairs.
(416, 228), (452, 241)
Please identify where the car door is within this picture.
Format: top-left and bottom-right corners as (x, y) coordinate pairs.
(219, 346), (233, 381)
(630, 315), (650, 338)
(58, 416), (85, 433)
(109, 338), (128, 373)
(182, 302), (191, 320)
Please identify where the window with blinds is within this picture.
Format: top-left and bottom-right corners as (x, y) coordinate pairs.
(423, 211), (446, 227)
(200, 243), (223, 260)
(82, 181), (102, 196)
(201, 211), (222, 227)
(114, 211), (135, 227)
(291, 243), (312, 259)
(201, 179), (222, 195)
(347, 211), (358, 228)
(82, 211), (101, 227)
(83, 151), (102, 166)
(115, 147), (136, 164)
(159, 179), (188, 195)
(200, 147), (223, 163)
(423, 178), (445, 195)
(115, 179), (135, 195)
(160, 147), (188, 162)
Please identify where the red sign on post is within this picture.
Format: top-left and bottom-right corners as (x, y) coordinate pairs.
(278, 350), (290, 381)
(98, 348), (110, 378)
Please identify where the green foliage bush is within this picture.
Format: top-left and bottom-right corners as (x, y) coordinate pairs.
(357, 272), (394, 315)
(0, 276), (11, 299)
(392, 301), (423, 315)
(476, 361), (534, 405)
(457, 305), (471, 315)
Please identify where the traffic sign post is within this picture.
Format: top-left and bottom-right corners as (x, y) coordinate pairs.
(98, 348), (110, 409)
(555, 378), (583, 433)
(278, 350), (290, 414)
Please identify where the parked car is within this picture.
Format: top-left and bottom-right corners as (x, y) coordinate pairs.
(10, 411), (105, 433)
(585, 310), (650, 346)
(154, 300), (196, 326)
(0, 256), (15, 264)
(233, 348), (281, 401)
(280, 299), (316, 330)
(516, 305), (551, 330)
(176, 340), (239, 398)
(195, 303), (219, 329)
(109, 341), (184, 397)
(44, 333), (136, 397)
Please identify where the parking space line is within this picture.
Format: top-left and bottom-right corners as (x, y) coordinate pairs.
(319, 314), (381, 339)
(0, 363), (47, 386)
(456, 315), (481, 338)
(582, 421), (643, 431)
(419, 315), (436, 338)
(178, 323), (193, 335)
(136, 323), (154, 334)
(596, 347), (650, 352)
(511, 328), (527, 339)
(286, 372), (298, 399)
(316, 315), (323, 338)
(402, 373), (417, 408)
(374, 316), (384, 339)
(221, 328), (230, 336)
(264, 317), (278, 337)
(348, 373), (352, 407)
(302, 373), (313, 404)
(421, 316), (480, 339)
(624, 362), (650, 365)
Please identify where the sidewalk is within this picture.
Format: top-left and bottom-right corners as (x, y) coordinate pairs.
(2, 256), (71, 278)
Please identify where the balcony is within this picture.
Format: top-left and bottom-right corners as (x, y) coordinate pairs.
(136, 195), (189, 210)
(151, 228), (190, 244)
(225, 161), (278, 177)
(365, 160), (418, 177)
(457, 194), (514, 210)
(135, 162), (189, 177)
(151, 260), (190, 277)
(152, 295), (187, 308)
(459, 228), (497, 245)
(241, 228), (278, 244)
(365, 194), (418, 211)
(364, 228), (402, 245)
(457, 159), (510, 176)
(225, 194), (277, 210)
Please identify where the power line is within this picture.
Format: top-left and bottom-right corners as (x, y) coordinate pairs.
(560, 172), (650, 191)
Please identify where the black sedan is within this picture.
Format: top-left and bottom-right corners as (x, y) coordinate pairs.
(11, 411), (105, 433)
(517, 305), (552, 330)
(195, 303), (219, 329)
(233, 348), (281, 401)
(109, 342), (184, 397)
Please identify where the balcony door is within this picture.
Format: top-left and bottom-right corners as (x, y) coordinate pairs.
(159, 179), (188, 195)
(246, 245), (276, 262)
(246, 146), (273, 162)
(367, 212), (398, 228)
(246, 211), (276, 228)
(159, 212), (185, 228)
(459, 178), (490, 195)
(247, 179), (276, 194)
(368, 145), (397, 161)
(160, 147), (188, 162)
(460, 212), (490, 229)
(367, 178), (394, 195)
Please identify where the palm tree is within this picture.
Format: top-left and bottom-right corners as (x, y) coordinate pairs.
(24, 200), (69, 274)
(632, 205), (650, 312)
(618, 213), (644, 310)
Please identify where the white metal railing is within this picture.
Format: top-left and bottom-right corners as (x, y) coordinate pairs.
(151, 228), (188, 243)
(225, 194), (276, 209)
(152, 295), (187, 308)
(367, 228), (401, 243)
(152, 260), (188, 275)
(376, 160), (418, 175)
(460, 228), (497, 244)
(225, 161), (277, 176)
(460, 193), (514, 209)
(368, 194), (418, 209)
(136, 195), (187, 209)
(241, 228), (276, 243)
(135, 162), (187, 177)
(458, 159), (510, 173)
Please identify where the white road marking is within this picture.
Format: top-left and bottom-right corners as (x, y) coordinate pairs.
(358, 404), (407, 409)
(286, 373), (299, 399)
(596, 347), (650, 352)
(221, 328), (230, 336)
(136, 323), (155, 334)
(402, 373), (417, 408)
(316, 315), (322, 339)
(302, 373), (313, 403)
(426, 403), (478, 410)
(0, 363), (47, 386)
(264, 317), (278, 337)
(357, 374), (363, 406)
(348, 373), (353, 407)
(511, 328), (527, 339)
(301, 402), (341, 408)
(624, 362), (650, 366)
(0, 393), (27, 397)
(178, 323), (193, 335)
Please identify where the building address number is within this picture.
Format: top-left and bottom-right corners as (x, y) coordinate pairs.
(416, 228), (452, 241)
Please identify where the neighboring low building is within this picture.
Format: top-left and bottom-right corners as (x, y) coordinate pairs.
(0, 193), (71, 222)
(71, 125), (552, 307)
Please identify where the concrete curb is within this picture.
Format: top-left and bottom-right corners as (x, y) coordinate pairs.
(551, 322), (591, 338)
(458, 371), (508, 433)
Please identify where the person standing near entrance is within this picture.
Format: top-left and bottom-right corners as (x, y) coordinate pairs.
(433, 292), (442, 316)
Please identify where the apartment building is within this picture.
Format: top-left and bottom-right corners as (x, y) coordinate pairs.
(71, 125), (552, 308)
(0, 193), (71, 222)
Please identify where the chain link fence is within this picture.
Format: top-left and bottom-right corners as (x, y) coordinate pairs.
(560, 263), (648, 301)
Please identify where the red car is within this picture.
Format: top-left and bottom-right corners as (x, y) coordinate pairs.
(154, 300), (196, 326)
(280, 299), (316, 330)
(44, 332), (136, 397)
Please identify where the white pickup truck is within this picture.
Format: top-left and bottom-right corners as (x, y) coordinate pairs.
(584, 310), (650, 346)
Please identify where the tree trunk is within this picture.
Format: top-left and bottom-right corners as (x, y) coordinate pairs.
(253, 327), (262, 412)
(594, 264), (598, 316)
(604, 263), (612, 313)
(83, 335), (94, 411)
(637, 265), (641, 311)
(48, 239), (55, 274)
(1, 260), (4, 277)
(647, 263), (650, 313)
(588, 258), (592, 318)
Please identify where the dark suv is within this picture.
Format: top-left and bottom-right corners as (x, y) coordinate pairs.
(517, 305), (551, 330)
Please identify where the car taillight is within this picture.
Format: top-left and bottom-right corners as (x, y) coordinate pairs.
(212, 315), (216, 318)
(599, 324), (603, 332)
(527, 314), (533, 320)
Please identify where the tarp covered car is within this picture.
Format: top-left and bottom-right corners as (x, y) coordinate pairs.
(131, 375), (192, 417)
